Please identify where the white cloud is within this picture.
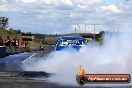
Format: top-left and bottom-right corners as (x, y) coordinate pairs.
(21, 0), (37, 3)
(53, 0), (74, 10)
(0, 0), (131, 33)
(58, 0), (73, 6)
(0, 3), (18, 12)
(0, 4), (10, 12)
(101, 5), (122, 13)
(74, 0), (101, 5)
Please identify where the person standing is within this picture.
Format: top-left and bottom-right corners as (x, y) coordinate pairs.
(0, 35), (3, 46)
(11, 39), (17, 53)
(11, 39), (16, 46)
(5, 36), (11, 54)
(0, 35), (6, 58)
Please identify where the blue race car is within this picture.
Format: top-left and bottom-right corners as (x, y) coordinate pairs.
(55, 36), (87, 51)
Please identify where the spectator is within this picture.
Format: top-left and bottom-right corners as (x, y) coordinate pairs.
(0, 35), (3, 46)
(4, 40), (6, 45)
(5, 39), (11, 46)
(5, 36), (11, 54)
(16, 39), (19, 47)
(11, 39), (16, 46)
(19, 40), (25, 48)
(11, 39), (17, 53)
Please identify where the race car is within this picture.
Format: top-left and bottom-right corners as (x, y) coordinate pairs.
(55, 36), (87, 51)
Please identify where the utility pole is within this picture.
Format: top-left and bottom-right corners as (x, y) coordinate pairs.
(113, 18), (115, 32)
(83, 23), (106, 39)
(93, 24), (95, 35)
(85, 24), (87, 37)
(85, 24), (87, 34)
(51, 0), (54, 8)
(93, 24), (96, 38)
(78, 25), (80, 33)
(75, 26), (77, 35)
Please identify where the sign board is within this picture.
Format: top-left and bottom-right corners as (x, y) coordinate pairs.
(22, 34), (34, 41)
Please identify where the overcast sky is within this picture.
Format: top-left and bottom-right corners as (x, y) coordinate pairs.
(0, 0), (131, 34)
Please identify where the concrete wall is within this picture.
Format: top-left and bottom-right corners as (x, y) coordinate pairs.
(0, 46), (6, 58)
(6, 47), (30, 55)
(0, 45), (55, 58)
(0, 46), (30, 58)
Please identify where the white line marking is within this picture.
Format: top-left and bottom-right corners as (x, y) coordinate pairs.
(22, 53), (36, 63)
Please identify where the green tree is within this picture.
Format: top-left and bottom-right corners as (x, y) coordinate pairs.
(0, 17), (8, 29)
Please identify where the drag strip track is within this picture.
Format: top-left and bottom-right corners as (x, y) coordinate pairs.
(0, 71), (131, 88)
(0, 53), (36, 71)
(0, 71), (51, 78)
(0, 71), (52, 82)
(0, 53), (33, 63)
(0, 82), (131, 88)
(0, 47), (131, 88)
(22, 53), (36, 63)
(4, 53), (34, 63)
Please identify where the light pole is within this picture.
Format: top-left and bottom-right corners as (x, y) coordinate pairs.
(93, 24), (96, 35)
(93, 24), (96, 38)
(84, 24), (87, 37)
(85, 24), (87, 34)
(74, 26), (77, 34)
(78, 25), (80, 33)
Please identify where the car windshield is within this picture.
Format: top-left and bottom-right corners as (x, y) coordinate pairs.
(57, 39), (87, 45)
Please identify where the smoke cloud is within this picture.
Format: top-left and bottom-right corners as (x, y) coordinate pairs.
(23, 23), (132, 86)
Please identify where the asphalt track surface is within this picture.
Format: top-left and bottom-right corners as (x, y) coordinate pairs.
(0, 53), (33, 71)
(0, 52), (131, 88)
